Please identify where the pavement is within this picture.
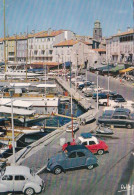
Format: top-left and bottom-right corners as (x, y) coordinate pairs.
(3, 75), (134, 195)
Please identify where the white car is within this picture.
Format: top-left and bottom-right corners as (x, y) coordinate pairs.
(99, 99), (116, 106)
(0, 165), (45, 195)
(82, 86), (102, 93)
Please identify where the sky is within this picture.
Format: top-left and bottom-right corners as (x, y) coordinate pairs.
(0, 0), (133, 38)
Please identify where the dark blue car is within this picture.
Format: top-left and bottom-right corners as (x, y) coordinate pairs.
(92, 93), (107, 99)
(47, 145), (98, 174)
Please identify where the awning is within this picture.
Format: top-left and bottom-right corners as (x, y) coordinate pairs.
(62, 61), (71, 68)
(0, 106), (36, 116)
(119, 67), (134, 73)
(110, 65), (124, 73)
(98, 64), (114, 71)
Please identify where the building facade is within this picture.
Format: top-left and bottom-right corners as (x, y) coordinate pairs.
(93, 20), (102, 41)
(28, 30), (75, 63)
(53, 40), (91, 68)
(106, 29), (134, 64)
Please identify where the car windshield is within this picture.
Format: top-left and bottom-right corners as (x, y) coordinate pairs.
(75, 138), (82, 145)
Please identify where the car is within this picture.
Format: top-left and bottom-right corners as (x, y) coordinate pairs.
(0, 165), (45, 195)
(98, 111), (134, 128)
(62, 133), (108, 155)
(92, 93), (107, 100)
(47, 145), (98, 174)
(110, 94), (124, 100)
(84, 90), (94, 97)
(114, 97), (126, 103)
(78, 83), (85, 89)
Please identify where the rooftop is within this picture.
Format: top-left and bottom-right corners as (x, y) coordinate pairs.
(66, 145), (88, 152)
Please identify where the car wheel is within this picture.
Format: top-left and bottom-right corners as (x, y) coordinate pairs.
(24, 187), (35, 195)
(53, 166), (62, 175)
(103, 102), (107, 106)
(126, 124), (132, 129)
(97, 149), (104, 155)
(87, 165), (94, 170)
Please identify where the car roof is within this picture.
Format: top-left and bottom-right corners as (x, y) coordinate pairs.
(81, 132), (92, 138)
(66, 145), (88, 152)
(78, 136), (98, 143)
(5, 166), (30, 175)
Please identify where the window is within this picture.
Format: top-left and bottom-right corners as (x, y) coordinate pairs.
(119, 116), (127, 119)
(89, 141), (95, 145)
(69, 152), (76, 158)
(15, 175), (25, 181)
(77, 152), (85, 157)
(82, 142), (87, 146)
(2, 175), (13, 181)
(112, 116), (118, 119)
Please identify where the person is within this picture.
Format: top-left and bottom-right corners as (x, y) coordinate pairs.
(8, 139), (12, 150)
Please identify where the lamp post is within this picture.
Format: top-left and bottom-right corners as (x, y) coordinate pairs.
(75, 53), (78, 92)
(57, 54), (60, 77)
(107, 59), (110, 106)
(97, 71), (99, 113)
(9, 88), (16, 165)
(71, 91), (74, 140)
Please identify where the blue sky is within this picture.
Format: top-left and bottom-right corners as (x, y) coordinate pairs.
(0, 0), (133, 38)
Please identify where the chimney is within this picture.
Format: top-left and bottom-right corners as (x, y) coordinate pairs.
(48, 28), (52, 35)
(127, 27), (131, 32)
(118, 29), (121, 34)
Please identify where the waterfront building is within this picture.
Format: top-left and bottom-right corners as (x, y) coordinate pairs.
(28, 30), (75, 64)
(106, 28), (134, 65)
(53, 40), (91, 69)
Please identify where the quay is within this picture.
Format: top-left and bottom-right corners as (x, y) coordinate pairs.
(4, 77), (134, 195)
(7, 77), (96, 169)
(56, 77), (92, 111)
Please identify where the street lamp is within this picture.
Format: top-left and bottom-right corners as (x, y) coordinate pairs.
(96, 71), (99, 113)
(9, 88), (16, 165)
(70, 91), (74, 140)
(107, 59), (110, 106)
(75, 53), (78, 92)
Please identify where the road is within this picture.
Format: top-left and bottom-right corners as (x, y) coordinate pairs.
(87, 72), (134, 101)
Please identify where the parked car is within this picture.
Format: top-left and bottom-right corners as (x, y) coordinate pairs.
(78, 83), (85, 89)
(0, 165), (45, 195)
(47, 145), (98, 174)
(92, 93), (107, 100)
(84, 90), (94, 97)
(114, 97), (126, 103)
(62, 133), (108, 155)
(98, 111), (134, 128)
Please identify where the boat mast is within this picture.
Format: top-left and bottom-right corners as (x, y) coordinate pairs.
(26, 26), (28, 81)
(3, 0), (7, 75)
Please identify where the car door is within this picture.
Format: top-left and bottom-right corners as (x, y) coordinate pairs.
(13, 175), (26, 192)
(86, 141), (98, 153)
(1, 175), (14, 192)
(112, 115), (119, 125)
(65, 152), (77, 169)
(76, 151), (87, 167)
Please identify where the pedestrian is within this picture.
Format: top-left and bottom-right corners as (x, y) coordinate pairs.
(8, 139), (12, 150)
